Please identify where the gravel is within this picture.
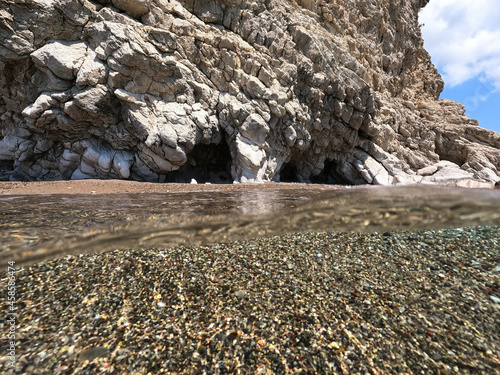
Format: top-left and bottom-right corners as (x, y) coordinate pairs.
(1, 226), (500, 374)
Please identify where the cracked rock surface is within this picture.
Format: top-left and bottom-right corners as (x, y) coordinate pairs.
(0, 0), (499, 184)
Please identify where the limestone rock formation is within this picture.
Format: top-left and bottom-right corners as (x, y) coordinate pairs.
(1, 0), (499, 185)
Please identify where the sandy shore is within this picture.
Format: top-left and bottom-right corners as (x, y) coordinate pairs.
(0, 179), (348, 195)
(1, 178), (497, 196)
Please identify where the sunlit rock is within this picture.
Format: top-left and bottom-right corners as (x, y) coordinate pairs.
(0, 0), (499, 184)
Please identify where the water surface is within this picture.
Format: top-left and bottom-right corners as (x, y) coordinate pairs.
(1, 184), (500, 268)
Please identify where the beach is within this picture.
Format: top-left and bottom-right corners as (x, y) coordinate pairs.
(0, 180), (346, 195)
(0, 181), (499, 374)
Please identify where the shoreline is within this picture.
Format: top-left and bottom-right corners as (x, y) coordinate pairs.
(0, 179), (350, 195)
(0, 178), (498, 196)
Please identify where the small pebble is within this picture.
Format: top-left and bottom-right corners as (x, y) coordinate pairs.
(235, 290), (247, 299)
(2, 226), (499, 374)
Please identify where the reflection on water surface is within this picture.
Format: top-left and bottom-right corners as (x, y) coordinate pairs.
(1, 185), (500, 267)
(1, 184), (500, 374)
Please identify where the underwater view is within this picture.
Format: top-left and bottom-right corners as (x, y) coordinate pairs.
(1, 184), (500, 374)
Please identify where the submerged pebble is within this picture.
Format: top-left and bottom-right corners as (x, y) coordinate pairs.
(1, 226), (499, 374)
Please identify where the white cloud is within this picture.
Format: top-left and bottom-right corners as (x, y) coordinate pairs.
(419, 0), (500, 89)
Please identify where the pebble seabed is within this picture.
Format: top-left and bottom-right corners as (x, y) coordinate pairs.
(1, 227), (500, 374)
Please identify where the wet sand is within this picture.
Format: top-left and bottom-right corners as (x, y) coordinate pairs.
(0, 179), (347, 195)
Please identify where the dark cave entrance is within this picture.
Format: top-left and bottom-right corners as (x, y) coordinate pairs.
(278, 163), (301, 182)
(310, 159), (351, 185)
(279, 159), (351, 185)
(0, 160), (14, 181)
(166, 138), (232, 184)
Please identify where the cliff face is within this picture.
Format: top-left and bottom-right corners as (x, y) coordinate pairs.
(1, 0), (499, 184)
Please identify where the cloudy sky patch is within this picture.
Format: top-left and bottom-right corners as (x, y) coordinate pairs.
(419, 0), (500, 89)
(419, 0), (500, 132)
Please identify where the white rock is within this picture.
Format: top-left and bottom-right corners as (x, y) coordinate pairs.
(160, 144), (187, 165)
(31, 41), (88, 80)
(22, 93), (58, 119)
(82, 143), (101, 165)
(76, 50), (108, 88)
(240, 113), (269, 145)
(284, 126), (297, 146)
(235, 134), (265, 169)
(71, 167), (94, 180)
(417, 165), (438, 176)
(79, 161), (98, 176)
(114, 88), (145, 105)
(138, 144), (175, 173)
(429, 165), (473, 182)
(97, 150), (115, 174)
(113, 151), (134, 179)
(191, 109), (210, 130)
(61, 149), (81, 162)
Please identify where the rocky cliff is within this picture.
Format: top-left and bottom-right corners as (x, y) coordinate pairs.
(1, 0), (499, 185)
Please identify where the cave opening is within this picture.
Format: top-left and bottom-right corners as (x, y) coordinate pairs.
(278, 163), (301, 182)
(165, 138), (232, 184)
(310, 159), (351, 185)
(279, 159), (351, 185)
(0, 160), (14, 181)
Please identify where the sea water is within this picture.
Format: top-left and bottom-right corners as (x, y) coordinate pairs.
(1, 184), (500, 268)
(1, 184), (500, 374)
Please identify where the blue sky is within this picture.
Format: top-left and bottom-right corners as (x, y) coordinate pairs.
(419, 0), (500, 133)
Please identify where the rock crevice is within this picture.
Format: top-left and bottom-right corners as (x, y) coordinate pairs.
(1, 0), (499, 185)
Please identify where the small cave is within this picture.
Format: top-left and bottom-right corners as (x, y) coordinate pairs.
(310, 159), (351, 185)
(278, 163), (301, 182)
(165, 138), (232, 184)
(279, 159), (351, 185)
(0, 160), (15, 181)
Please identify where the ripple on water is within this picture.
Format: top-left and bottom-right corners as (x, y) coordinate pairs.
(1, 185), (500, 267)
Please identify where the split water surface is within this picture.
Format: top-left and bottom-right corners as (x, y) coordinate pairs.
(1, 184), (500, 373)
(1, 185), (500, 268)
